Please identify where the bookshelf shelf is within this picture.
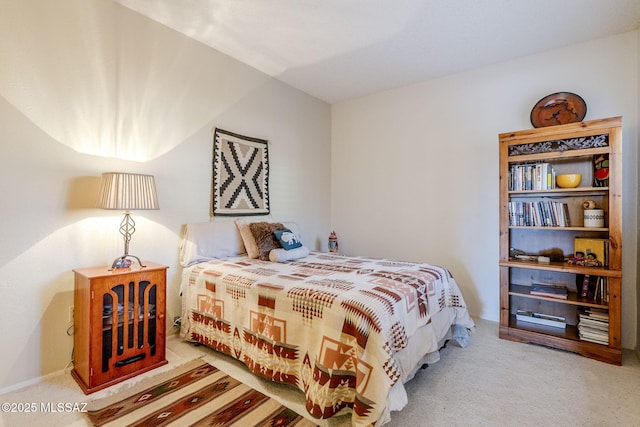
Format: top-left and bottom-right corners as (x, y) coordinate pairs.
(507, 147), (610, 163)
(508, 226), (608, 231)
(499, 117), (622, 365)
(509, 187), (608, 197)
(508, 314), (578, 340)
(503, 316), (621, 365)
(499, 260), (622, 277)
(509, 284), (609, 309)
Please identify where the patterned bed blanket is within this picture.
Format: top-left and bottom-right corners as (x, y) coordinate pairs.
(180, 252), (474, 426)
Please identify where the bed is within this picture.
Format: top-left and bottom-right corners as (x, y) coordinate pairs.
(178, 220), (475, 426)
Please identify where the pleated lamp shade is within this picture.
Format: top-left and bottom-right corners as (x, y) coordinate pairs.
(97, 172), (159, 211)
(97, 172), (159, 269)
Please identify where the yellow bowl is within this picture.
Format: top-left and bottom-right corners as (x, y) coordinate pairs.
(556, 173), (582, 188)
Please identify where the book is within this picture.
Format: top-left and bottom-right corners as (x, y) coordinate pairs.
(508, 200), (570, 227)
(579, 332), (609, 345)
(562, 203), (571, 227)
(578, 319), (609, 332)
(591, 276), (608, 302)
(580, 307), (609, 321)
(578, 325), (609, 341)
(529, 283), (568, 299)
(574, 237), (609, 267)
(577, 307), (609, 344)
(516, 310), (566, 329)
(509, 163), (556, 191)
(579, 274), (591, 298)
(575, 275), (606, 300)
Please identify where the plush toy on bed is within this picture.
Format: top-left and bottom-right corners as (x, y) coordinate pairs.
(274, 229), (302, 249)
(278, 231), (299, 246)
(271, 228), (308, 261)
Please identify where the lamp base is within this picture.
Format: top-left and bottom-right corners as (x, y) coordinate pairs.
(109, 254), (146, 270)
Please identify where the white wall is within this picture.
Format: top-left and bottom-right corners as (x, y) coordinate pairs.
(637, 29), (640, 356)
(332, 31), (639, 349)
(0, 0), (331, 391)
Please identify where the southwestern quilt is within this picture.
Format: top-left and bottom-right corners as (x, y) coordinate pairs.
(180, 252), (474, 426)
(211, 128), (269, 216)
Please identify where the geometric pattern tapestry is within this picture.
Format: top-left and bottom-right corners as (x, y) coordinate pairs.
(211, 128), (270, 216)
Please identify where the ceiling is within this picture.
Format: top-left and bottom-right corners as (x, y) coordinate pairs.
(114, 0), (640, 104)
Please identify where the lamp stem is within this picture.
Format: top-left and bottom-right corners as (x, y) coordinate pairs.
(121, 212), (134, 256)
(109, 211), (145, 270)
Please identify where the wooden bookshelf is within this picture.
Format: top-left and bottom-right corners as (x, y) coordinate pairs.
(498, 117), (622, 365)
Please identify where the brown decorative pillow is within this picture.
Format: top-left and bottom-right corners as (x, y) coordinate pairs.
(249, 222), (286, 260)
(235, 219), (260, 258)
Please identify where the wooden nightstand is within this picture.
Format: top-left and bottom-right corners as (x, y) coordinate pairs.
(71, 262), (168, 394)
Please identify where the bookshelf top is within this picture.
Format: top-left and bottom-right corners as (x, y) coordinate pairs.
(499, 116), (622, 143)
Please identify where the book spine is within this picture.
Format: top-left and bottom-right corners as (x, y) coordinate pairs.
(562, 203), (570, 227)
(581, 274), (590, 298)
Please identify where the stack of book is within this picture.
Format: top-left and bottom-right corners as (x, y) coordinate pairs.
(508, 200), (570, 227)
(529, 283), (568, 299)
(576, 275), (609, 302)
(577, 308), (609, 345)
(509, 163), (556, 191)
(516, 309), (566, 329)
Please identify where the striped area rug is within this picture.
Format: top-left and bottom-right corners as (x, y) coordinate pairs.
(86, 359), (315, 427)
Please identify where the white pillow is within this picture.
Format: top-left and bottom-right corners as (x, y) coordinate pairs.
(179, 221), (245, 267)
(235, 219), (302, 259)
(269, 246), (310, 262)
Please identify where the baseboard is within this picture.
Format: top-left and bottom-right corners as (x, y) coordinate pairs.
(0, 367), (70, 396)
(1, 334), (184, 397)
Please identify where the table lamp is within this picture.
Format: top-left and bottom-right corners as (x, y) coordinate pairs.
(96, 172), (159, 270)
